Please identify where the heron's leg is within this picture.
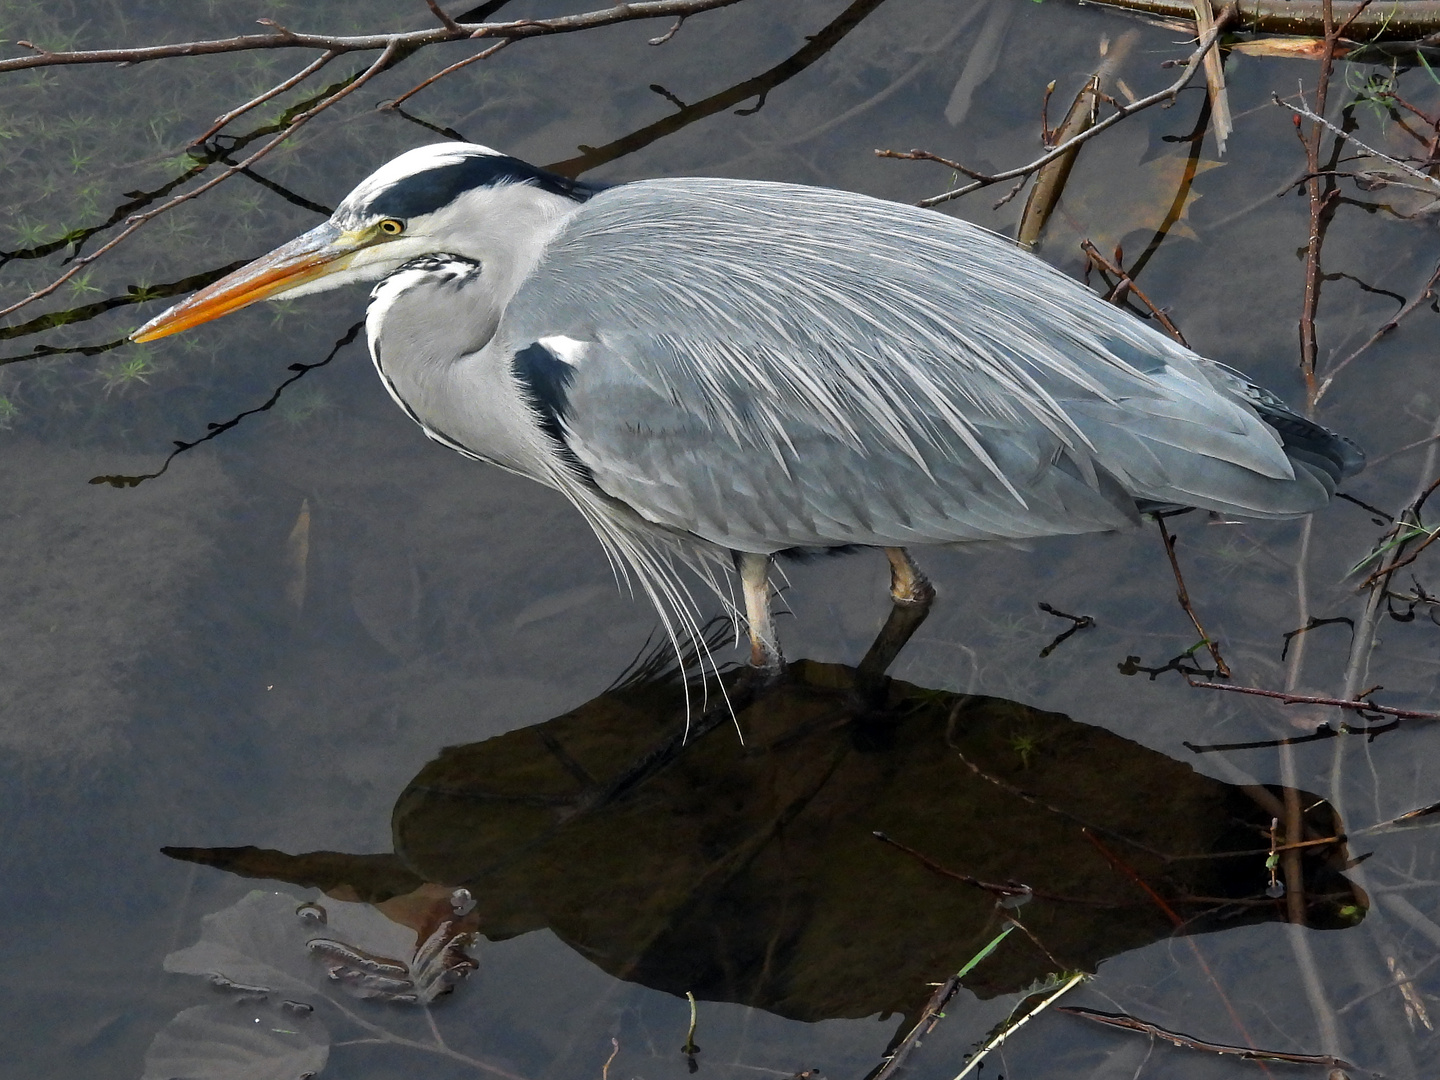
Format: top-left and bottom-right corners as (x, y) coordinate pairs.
(738, 552), (784, 674)
(884, 547), (935, 607)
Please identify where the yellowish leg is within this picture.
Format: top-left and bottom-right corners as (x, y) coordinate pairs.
(738, 552), (784, 674)
(884, 547), (935, 606)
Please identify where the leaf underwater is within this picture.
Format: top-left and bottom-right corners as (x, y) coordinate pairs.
(142, 1001), (328, 1080)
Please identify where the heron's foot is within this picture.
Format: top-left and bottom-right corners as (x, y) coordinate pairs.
(885, 547), (935, 607)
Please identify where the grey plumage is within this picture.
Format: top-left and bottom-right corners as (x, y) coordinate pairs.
(132, 142), (1363, 674)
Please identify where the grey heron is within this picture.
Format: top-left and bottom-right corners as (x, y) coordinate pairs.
(132, 142), (1363, 675)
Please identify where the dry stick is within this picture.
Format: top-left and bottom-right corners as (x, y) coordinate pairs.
(0, 41), (399, 323)
(1156, 515), (1231, 677)
(1316, 255), (1440, 404)
(1057, 1007), (1357, 1069)
(1327, 439), (1440, 1053)
(1081, 248), (1225, 674)
(874, 5), (1238, 208)
(1276, 9), (1363, 952)
(189, 49), (340, 146)
(1362, 524), (1440, 586)
(1184, 679), (1440, 720)
(0, 0), (749, 73)
(385, 37), (512, 109)
(871, 976), (962, 1080)
(544, 0), (889, 178)
(1017, 75), (1099, 247)
(1080, 240), (1189, 346)
(1191, 0), (1232, 153)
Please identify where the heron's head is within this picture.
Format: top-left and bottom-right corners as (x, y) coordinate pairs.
(132, 142), (597, 342)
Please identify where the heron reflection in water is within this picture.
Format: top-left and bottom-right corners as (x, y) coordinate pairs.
(164, 622), (1365, 1029)
(133, 143), (1363, 671)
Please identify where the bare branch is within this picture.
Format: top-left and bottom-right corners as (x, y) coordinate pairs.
(1278, 94), (1440, 191)
(1186, 677), (1440, 720)
(1058, 1007), (1357, 1069)
(0, 0), (753, 322)
(1316, 256), (1440, 403)
(424, 0), (466, 34)
(0, 41), (401, 322)
(190, 49), (340, 146)
(384, 38), (511, 110)
(881, 5), (1237, 209)
(1079, 240), (1188, 345)
(1087, 0), (1440, 38)
(874, 148), (992, 182)
(0, 0), (749, 74)
(650, 15), (686, 44)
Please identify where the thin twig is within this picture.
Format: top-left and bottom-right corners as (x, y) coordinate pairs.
(1185, 677), (1440, 720)
(873, 831), (1126, 907)
(1156, 516), (1231, 677)
(0, 0), (748, 73)
(0, 42), (399, 322)
(89, 321), (365, 488)
(871, 976), (962, 1080)
(1081, 240), (1189, 346)
(425, 0), (466, 33)
(1279, 95), (1440, 190)
(876, 6), (1237, 208)
(189, 49), (340, 146)
(650, 15), (686, 44)
(385, 38), (512, 109)
(1315, 255), (1440, 403)
(1296, 1), (1375, 403)
(1058, 1007), (1356, 1068)
(1083, 829), (1272, 1060)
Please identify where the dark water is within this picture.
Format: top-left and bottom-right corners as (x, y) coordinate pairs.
(2, 1), (1438, 1077)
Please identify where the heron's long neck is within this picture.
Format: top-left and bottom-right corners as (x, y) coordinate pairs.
(366, 185), (585, 478)
(449, 183), (581, 343)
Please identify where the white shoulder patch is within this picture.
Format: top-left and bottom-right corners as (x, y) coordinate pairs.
(537, 334), (588, 366)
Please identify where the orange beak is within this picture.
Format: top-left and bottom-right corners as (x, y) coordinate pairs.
(131, 222), (366, 342)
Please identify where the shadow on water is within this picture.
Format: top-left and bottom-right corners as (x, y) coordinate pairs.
(163, 620), (1366, 1052)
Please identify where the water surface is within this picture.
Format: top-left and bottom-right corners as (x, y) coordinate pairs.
(2, 1), (1438, 1077)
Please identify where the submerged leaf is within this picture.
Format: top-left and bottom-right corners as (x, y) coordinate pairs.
(142, 1001), (328, 1080)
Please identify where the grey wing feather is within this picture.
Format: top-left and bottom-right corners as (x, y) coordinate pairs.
(493, 178), (1348, 550)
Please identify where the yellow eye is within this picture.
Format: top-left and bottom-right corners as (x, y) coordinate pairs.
(378, 219), (405, 235)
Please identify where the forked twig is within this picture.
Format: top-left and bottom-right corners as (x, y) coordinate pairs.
(385, 38), (512, 109)
(188, 50), (341, 146)
(1081, 240), (1189, 346)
